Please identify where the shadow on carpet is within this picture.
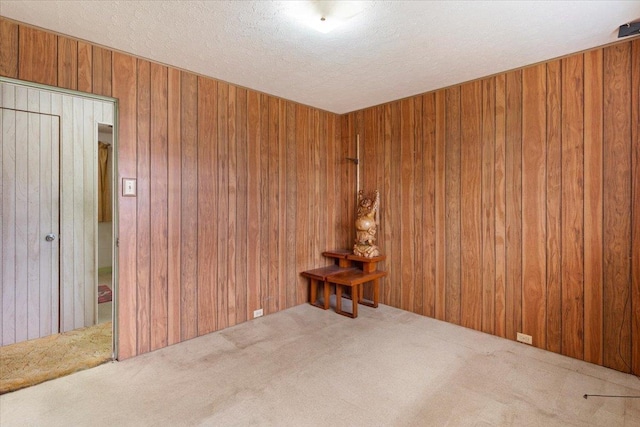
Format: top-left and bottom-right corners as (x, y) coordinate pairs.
(0, 322), (112, 394)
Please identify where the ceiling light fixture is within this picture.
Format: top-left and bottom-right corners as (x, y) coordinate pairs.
(286, 1), (367, 34)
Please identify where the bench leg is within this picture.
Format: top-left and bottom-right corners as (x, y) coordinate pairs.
(359, 279), (379, 309)
(309, 278), (330, 310)
(335, 284), (358, 318)
(323, 280), (330, 309)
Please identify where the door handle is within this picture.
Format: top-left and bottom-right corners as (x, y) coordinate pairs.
(45, 234), (56, 242)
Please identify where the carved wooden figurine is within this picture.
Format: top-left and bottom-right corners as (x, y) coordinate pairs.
(353, 190), (381, 258)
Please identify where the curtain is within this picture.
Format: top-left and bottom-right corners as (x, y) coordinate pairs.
(98, 142), (111, 222)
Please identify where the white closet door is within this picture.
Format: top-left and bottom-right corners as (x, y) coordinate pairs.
(1, 107), (60, 345)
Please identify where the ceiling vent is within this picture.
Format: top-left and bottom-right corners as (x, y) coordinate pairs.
(618, 22), (640, 38)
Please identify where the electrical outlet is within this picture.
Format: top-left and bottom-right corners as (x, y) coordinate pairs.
(253, 308), (263, 318)
(516, 332), (533, 345)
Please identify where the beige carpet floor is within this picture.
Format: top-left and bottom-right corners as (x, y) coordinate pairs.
(0, 303), (638, 426)
(0, 321), (112, 394)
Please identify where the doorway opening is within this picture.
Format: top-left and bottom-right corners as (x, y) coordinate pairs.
(0, 77), (118, 393)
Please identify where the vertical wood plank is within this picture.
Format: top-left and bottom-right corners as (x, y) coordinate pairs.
(228, 84), (238, 326)
(561, 55), (584, 360)
(27, 111), (41, 339)
(460, 81), (482, 331)
(18, 26), (57, 86)
(434, 91), (446, 321)
(76, 42), (92, 93)
(381, 108), (393, 305)
(522, 64), (547, 348)
(14, 111), (28, 342)
(57, 36), (77, 90)
(494, 74), (507, 338)
(445, 87), (461, 324)
(180, 71), (198, 341)
(59, 95), (74, 333)
(38, 114), (53, 336)
(583, 49), (604, 365)
(260, 94), (270, 309)
(81, 100), (95, 327)
(546, 60), (563, 354)
(603, 43), (632, 372)
(136, 59), (151, 354)
(390, 102), (402, 308)
(400, 98), (415, 312)
(505, 70), (522, 341)
(481, 77), (496, 334)
(112, 52), (138, 358)
(92, 46), (112, 97)
(217, 82), (229, 328)
(413, 97), (423, 315)
(423, 93), (436, 317)
(166, 67), (181, 346)
(247, 91), (261, 316)
(150, 63), (168, 351)
(1, 107), (15, 345)
(197, 76), (217, 335)
(0, 19), (19, 78)
(284, 102), (298, 308)
(295, 104), (309, 306)
(71, 97), (84, 329)
(267, 97), (280, 313)
(631, 38), (640, 376)
(235, 88), (248, 322)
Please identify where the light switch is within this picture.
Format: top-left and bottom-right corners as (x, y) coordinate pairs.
(122, 178), (137, 197)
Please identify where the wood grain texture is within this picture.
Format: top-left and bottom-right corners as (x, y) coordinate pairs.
(400, 98), (415, 312)
(460, 81), (482, 330)
(235, 87), (248, 323)
(632, 39), (640, 376)
(603, 43), (631, 373)
(545, 60), (562, 354)
(505, 70), (522, 341)
(444, 87), (461, 325)
(111, 52), (137, 360)
(136, 59), (151, 354)
(92, 47), (112, 97)
(3, 19), (637, 375)
(76, 42), (92, 93)
(217, 82), (229, 326)
(422, 93), (436, 318)
(227, 84), (238, 326)
(57, 36), (77, 90)
(560, 55), (584, 360)
(481, 78), (496, 335)
(434, 91), (447, 321)
(166, 67), (181, 346)
(180, 71), (198, 341)
(521, 64), (547, 349)
(494, 74), (507, 338)
(247, 91), (261, 317)
(1, 20), (344, 361)
(583, 49), (604, 365)
(150, 63), (168, 351)
(0, 19), (19, 78)
(196, 77), (217, 336)
(19, 26), (57, 86)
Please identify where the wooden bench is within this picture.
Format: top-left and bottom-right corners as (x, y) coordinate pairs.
(300, 265), (356, 309)
(327, 269), (387, 318)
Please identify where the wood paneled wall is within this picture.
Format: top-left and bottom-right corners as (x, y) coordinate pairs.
(342, 38), (640, 374)
(0, 18), (349, 359)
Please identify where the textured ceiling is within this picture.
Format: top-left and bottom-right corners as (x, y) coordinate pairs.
(1, 1), (639, 113)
